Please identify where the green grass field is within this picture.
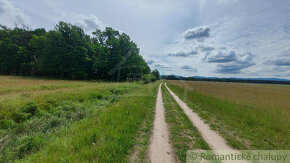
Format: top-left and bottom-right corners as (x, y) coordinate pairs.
(166, 80), (290, 150)
(0, 76), (159, 162)
(1, 76), (289, 162)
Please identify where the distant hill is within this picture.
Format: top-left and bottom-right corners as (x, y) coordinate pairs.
(161, 75), (290, 84)
(227, 77), (290, 81)
(192, 76), (218, 79)
(191, 76), (290, 81)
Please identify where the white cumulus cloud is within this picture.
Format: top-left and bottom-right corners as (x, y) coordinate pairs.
(183, 26), (210, 40)
(0, 0), (30, 26)
(63, 14), (104, 33)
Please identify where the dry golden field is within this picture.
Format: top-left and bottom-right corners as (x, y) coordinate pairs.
(168, 80), (290, 111)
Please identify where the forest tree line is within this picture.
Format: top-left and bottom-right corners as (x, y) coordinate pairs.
(0, 22), (156, 81)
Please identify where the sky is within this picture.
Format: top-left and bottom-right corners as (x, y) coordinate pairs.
(1, 0), (290, 79)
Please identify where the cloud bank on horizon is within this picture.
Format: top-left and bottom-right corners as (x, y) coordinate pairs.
(1, 0), (290, 79)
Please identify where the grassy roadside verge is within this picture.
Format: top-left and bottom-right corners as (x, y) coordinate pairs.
(129, 103), (155, 163)
(166, 82), (290, 150)
(161, 84), (210, 162)
(21, 82), (160, 162)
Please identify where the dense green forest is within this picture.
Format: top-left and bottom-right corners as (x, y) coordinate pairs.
(0, 22), (153, 81)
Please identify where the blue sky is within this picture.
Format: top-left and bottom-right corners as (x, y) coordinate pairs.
(1, 0), (290, 78)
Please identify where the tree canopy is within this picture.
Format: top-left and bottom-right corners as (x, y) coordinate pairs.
(0, 22), (152, 81)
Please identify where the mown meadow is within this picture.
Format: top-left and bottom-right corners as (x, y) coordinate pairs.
(166, 80), (290, 150)
(0, 76), (159, 162)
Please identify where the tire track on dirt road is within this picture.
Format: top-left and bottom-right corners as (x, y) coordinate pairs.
(149, 83), (176, 163)
(164, 83), (233, 150)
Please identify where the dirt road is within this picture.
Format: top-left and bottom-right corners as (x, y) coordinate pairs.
(165, 83), (233, 150)
(149, 84), (175, 163)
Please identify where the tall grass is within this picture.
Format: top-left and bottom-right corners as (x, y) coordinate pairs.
(0, 80), (137, 118)
(167, 81), (290, 150)
(0, 76), (149, 162)
(20, 82), (159, 162)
